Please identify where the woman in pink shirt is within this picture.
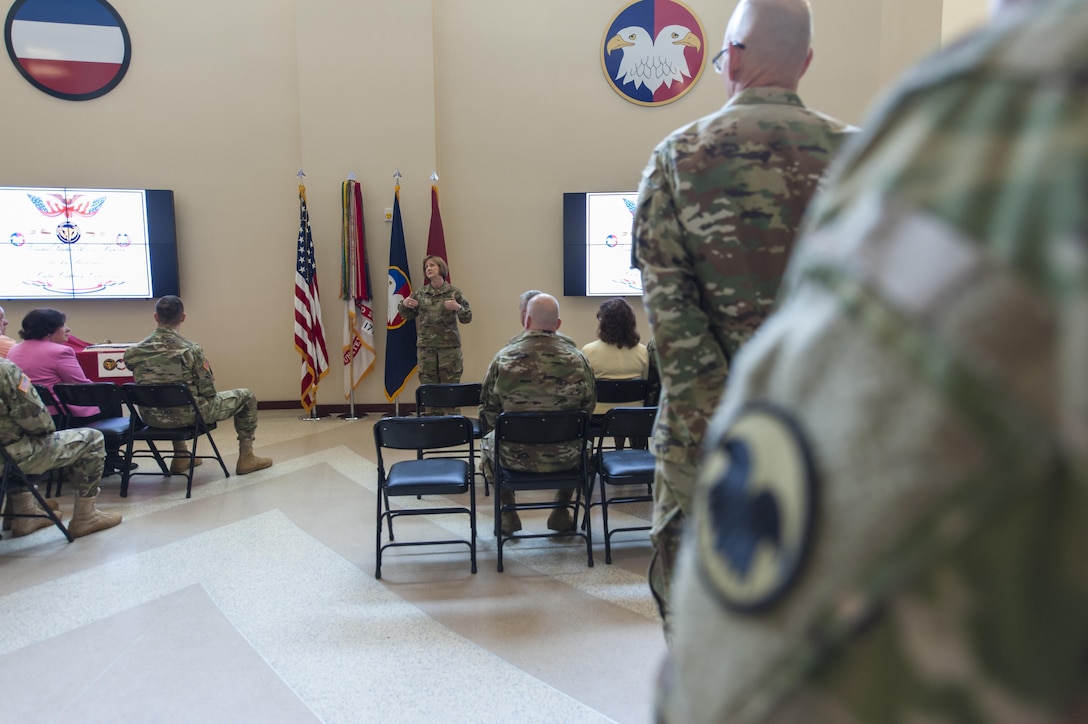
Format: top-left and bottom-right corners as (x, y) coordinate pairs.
(8, 308), (128, 474)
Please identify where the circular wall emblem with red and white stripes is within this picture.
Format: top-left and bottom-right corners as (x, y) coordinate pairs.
(5, 0), (131, 101)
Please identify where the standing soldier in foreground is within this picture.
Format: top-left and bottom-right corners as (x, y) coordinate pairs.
(632, 0), (856, 630)
(660, 0), (1088, 721)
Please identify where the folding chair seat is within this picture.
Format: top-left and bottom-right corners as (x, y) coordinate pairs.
(591, 406), (656, 564)
(415, 383), (488, 495)
(589, 379), (648, 448)
(53, 382), (134, 489)
(493, 410), (592, 572)
(0, 444), (72, 543)
(120, 383), (230, 499)
(373, 415), (477, 579)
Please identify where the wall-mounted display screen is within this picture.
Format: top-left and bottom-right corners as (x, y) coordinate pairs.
(0, 186), (179, 299)
(563, 191), (643, 297)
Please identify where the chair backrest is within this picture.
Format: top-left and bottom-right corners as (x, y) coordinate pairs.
(53, 382), (125, 415)
(595, 379), (648, 405)
(32, 384), (68, 427)
(495, 410), (588, 446)
(599, 406), (657, 441)
(122, 382), (198, 410)
(373, 415), (474, 452)
(415, 383), (482, 411)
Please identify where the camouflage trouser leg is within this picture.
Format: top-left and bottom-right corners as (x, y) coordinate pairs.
(649, 457), (696, 635)
(417, 347), (464, 415)
(197, 388), (259, 443)
(17, 428), (106, 498)
(481, 432), (495, 487)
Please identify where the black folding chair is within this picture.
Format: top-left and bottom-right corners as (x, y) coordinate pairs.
(54, 382), (135, 488)
(493, 410), (592, 572)
(415, 383), (488, 495)
(0, 444), (72, 543)
(120, 383), (230, 498)
(373, 415), (477, 579)
(590, 406), (656, 564)
(589, 379), (648, 448)
(33, 384), (68, 429)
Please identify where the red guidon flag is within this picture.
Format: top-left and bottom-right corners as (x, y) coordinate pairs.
(5, 0), (132, 101)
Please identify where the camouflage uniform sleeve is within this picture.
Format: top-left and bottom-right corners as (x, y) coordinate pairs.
(479, 354), (501, 430)
(398, 292), (420, 321)
(633, 147), (728, 445)
(0, 362), (55, 438)
(189, 345), (217, 399)
(453, 287), (472, 324)
(577, 349), (597, 413)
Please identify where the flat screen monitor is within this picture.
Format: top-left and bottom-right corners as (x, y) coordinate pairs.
(563, 191), (643, 297)
(0, 186), (179, 300)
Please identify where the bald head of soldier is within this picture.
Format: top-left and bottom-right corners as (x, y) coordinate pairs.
(525, 293), (561, 333)
(154, 295), (186, 329)
(717, 0), (814, 98)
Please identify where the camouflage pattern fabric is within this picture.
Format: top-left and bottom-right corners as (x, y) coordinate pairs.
(124, 327), (259, 442)
(659, 3), (1088, 722)
(0, 358), (104, 497)
(644, 337), (661, 407)
(479, 330), (596, 483)
(506, 330), (577, 348)
(633, 86), (855, 469)
(633, 86), (856, 623)
(398, 281), (471, 350)
(417, 346), (465, 415)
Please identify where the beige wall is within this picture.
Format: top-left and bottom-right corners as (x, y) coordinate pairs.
(1, 0), (943, 407)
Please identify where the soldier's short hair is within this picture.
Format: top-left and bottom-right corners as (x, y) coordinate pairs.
(422, 255), (448, 279)
(519, 290), (542, 313)
(19, 308), (66, 340)
(155, 295), (185, 326)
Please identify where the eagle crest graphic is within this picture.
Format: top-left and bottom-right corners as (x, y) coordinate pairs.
(601, 0), (706, 107)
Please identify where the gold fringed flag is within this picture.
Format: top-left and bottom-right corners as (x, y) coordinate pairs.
(341, 179), (376, 398)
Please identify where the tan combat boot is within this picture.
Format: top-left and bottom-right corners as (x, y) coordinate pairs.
(170, 443), (203, 474)
(68, 494), (122, 538)
(236, 440), (272, 475)
(499, 490), (522, 535)
(3, 491), (60, 531)
(11, 491), (57, 537)
(547, 488), (577, 532)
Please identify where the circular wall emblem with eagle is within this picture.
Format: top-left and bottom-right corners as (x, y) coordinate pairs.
(601, 0), (706, 107)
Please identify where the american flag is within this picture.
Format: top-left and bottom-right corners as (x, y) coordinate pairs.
(294, 184), (329, 411)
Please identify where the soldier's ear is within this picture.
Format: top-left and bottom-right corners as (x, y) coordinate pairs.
(555, 318), (562, 331)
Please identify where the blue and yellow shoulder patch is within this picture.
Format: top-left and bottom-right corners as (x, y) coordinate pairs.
(695, 403), (817, 613)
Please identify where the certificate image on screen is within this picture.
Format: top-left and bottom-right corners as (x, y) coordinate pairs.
(585, 192), (642, 296)
(0, 186), (159, 299)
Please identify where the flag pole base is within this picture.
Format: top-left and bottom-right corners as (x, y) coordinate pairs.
(299, 407), (327, 422)
(338, 413), (366, 420)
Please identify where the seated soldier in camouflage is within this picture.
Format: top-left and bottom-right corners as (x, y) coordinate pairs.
(0, 358), (122, 538)
(124, 296), (272, 476)
(479, 293), (596, 534)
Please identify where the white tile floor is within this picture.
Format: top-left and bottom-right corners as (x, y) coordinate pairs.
(0, 410), (666, 724)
